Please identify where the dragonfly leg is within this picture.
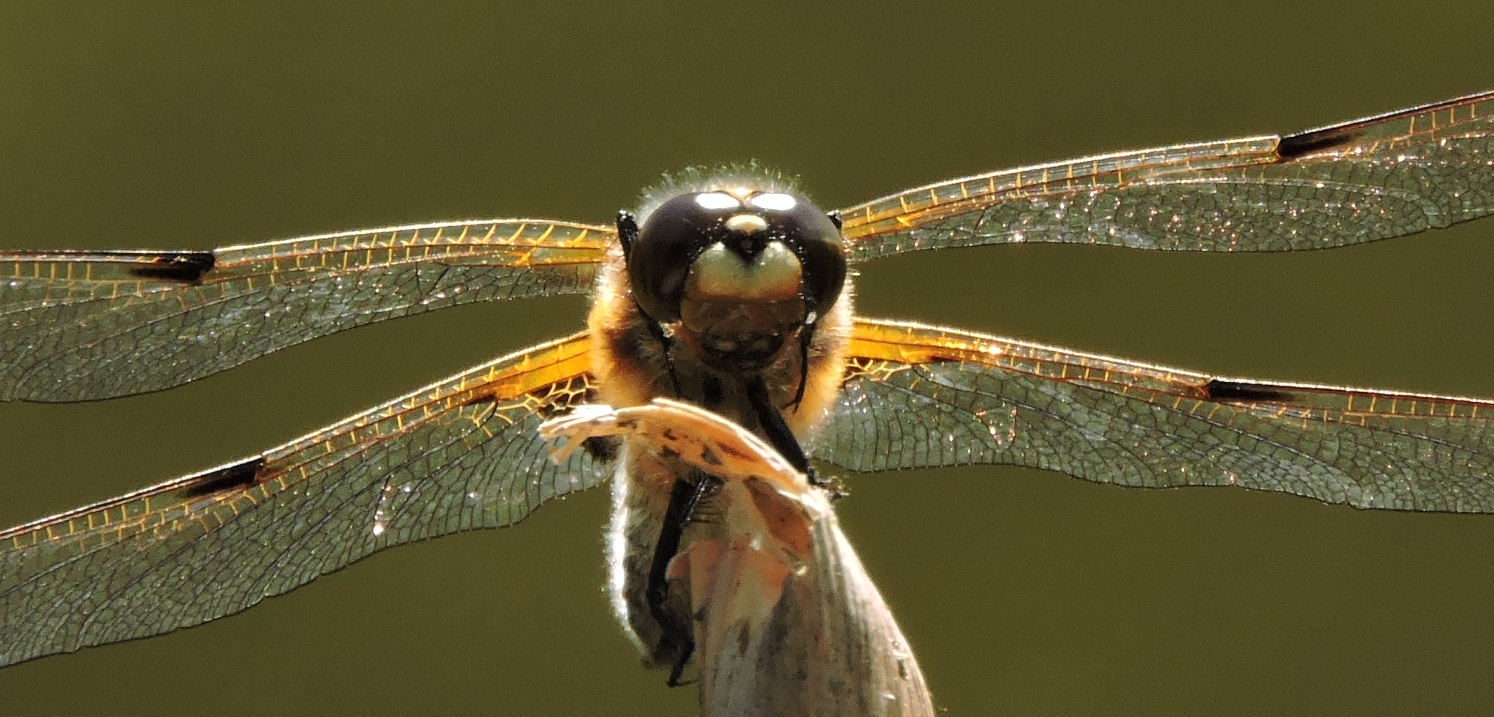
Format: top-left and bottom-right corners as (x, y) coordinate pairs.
(648, 473), (718, 687)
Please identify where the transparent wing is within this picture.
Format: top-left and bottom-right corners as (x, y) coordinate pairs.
(838, 91), (1494, 262)
(815, 319), (1494, 512)
(0, 219), (613, 402)
(0, 332), (609, 667)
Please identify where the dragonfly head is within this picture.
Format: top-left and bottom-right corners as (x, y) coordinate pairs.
(623, 188), (846, 372)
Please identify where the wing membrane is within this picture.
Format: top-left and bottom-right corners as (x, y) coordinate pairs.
(0, 219), (613, 402)
(0, 332), (609, 667)
(838, 91), (1494, 261)
(815, 319), (1494, 512)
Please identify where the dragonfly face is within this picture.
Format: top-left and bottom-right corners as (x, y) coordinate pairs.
(603, 180), (850, 425)
(0, 91), (1492, 697)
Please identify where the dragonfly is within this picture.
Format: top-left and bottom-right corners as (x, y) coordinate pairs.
(1, 90), (1491, 683)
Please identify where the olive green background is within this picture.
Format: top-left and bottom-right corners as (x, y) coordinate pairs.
(2, 2), (1493, 715)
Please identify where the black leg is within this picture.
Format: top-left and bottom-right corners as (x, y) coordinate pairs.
(648, 474), (717, 686)
(789, 320), (816, 410)
(744, 376), (822, 487)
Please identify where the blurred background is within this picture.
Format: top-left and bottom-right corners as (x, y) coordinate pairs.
(1, 1), (1492, 714)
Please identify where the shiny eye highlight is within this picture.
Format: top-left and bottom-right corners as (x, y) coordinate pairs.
(694, 192), (741, 210)
(749, 193), (796, 211)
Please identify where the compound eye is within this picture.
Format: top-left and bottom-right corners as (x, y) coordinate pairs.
(749, 192), (845, 317)
(628, 193), (726, 322)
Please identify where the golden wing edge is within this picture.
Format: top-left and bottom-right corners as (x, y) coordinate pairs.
(847, 317), (1494, 420)
(836, 89), (1494, 244)
(837, 317), (1494, 514)
(212, 217), (616, 257)
(0, 329), (595, 550)
(0, 218), (616, 286)
(835, 135), (1274, 241)
(0, 218), (611, 403)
